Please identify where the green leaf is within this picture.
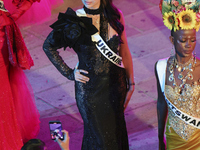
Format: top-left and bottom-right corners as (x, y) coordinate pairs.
(162, 2), (172, 15)
(195, 1), (200, 5)
(177, 0), (182, 5)
(191, 2), (200, 12)
(171, 5), (177, 11)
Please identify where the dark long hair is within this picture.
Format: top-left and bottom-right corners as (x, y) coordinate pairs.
(101, 0), (124, 41)
(21, 139), (46, 150)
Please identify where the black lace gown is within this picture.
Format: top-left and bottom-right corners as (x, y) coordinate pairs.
(43, 8), (129, 150)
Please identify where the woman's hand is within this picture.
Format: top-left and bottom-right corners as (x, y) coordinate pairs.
(124, 84), (135, 111)
(74, 64), (89, 83)
(11, 1), (32, 21)
(55, 130), (70, 150)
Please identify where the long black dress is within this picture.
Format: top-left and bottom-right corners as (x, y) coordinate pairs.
(43, 7), (129, 150)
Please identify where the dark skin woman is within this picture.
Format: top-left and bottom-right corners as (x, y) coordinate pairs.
(156, 29), (200, 150)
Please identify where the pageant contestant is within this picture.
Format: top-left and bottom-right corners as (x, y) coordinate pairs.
(0, 0), (40, 149)
(156, 0), (200, 149)
(43, 0), (134, 149)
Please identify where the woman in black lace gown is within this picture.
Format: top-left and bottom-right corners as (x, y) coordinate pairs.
(43, 0), (134, 149)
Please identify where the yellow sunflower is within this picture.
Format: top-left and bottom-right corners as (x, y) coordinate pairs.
(178, 9), (196, 30)
(163, 12), (175, 30)
(195, 21), (200, 32)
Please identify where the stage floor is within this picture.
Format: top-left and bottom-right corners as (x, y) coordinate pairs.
(20, 0), (200, 149)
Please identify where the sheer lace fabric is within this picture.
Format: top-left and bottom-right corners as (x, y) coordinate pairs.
(43, 8), (129, 150)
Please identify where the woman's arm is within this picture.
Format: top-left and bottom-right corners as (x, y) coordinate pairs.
(10, 0), (33, 21)
(155, 62), (167, 150)
(43, 30), (75, 80)
(118, 10), (134, 110)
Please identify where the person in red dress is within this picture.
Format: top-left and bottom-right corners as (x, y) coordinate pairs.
(0, 0), (40, 149)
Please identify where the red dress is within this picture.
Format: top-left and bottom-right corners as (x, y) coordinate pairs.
(0, 1), (40, 149)
(4, 0), (63, 27)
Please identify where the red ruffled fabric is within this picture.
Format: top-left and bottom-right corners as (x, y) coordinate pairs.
(0, 1), (34, 69)
(12, 0), (40, 7)
(0, 7), (40, 149)
(5, 0), (63, 27)
(0, 11), (13, 26)
(5, 22), (34, 69)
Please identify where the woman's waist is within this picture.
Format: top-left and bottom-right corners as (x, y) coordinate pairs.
(167, 112), (199, 140)
(0, 11), (14, 27)
(79, 67), (125, 78)
(77, 68), (126, 89)
(78, 60), (125, 73)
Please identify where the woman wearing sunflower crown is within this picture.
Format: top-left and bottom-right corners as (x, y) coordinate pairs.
(156, 0), (200, 149)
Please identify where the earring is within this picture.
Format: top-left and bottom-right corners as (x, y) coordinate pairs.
(171, 45), (174, 57)
(194, 50), (197, 65)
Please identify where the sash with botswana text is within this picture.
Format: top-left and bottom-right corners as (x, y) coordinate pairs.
(76, 8), (124, 68)
(156, 58), (200, 129)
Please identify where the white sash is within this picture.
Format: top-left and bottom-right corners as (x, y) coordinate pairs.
(76, 8), (124, 68)
(156, 58), (200, 129)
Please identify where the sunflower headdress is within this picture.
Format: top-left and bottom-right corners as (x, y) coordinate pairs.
(160, 0), (200, 31)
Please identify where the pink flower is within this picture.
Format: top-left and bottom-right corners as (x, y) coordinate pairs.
(175, 5), (186, 14)
(172, 0), (179, 7)
(196, 12), (200, 22)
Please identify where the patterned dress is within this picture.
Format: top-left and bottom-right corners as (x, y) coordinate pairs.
(157, 58), (200, 150)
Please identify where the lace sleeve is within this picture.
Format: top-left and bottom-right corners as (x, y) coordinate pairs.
(42, 7), (98, 80)
(43, 30), (75, 80)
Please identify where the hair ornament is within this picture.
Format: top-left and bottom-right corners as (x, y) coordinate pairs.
(160, 0), (200, 31)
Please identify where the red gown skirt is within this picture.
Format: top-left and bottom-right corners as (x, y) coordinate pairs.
(4, 0), (63, 27)
(0, 18), (40, 150)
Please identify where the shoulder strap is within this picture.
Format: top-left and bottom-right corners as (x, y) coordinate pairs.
(156, 58), (168, 92)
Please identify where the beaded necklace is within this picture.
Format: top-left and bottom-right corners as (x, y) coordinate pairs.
(166, 56), (200, 140)
(168, 55), (196, 96)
